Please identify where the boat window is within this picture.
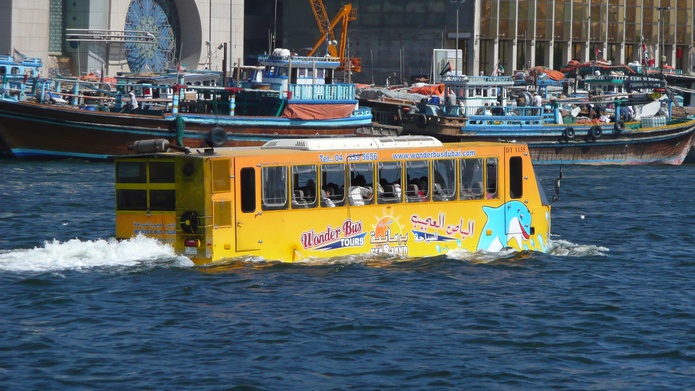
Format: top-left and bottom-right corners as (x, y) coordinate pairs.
(262, 166), (287, 210)
(349, 163), (374, 206)
(321, 164), (346, 207)
(240, 167), (256, 213)
(405, 161), (429, 202)
(116, 162), (147, 183)
(148, 162), (175, 183)
(433, 159), (456, 201)
(377, 161), (402, 204)
(291, 165), (317, 209)
(486, 158), (498, 199)
(212, 159), (231, 193)
(460, 158), (484, 200)
(509, 156), (523, 199)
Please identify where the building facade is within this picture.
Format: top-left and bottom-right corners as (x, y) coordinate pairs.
(1, 1), (693, 83)
(477, 0), (695, 75)
(282, 0), (695, 84)
(0, 0), (245, 78)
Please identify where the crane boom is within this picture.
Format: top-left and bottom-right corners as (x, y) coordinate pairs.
(307, 2), (361, 72)
(309, 0), (332, 41)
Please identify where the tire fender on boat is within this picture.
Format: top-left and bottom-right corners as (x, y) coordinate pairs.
(589, 125), (602, 139)
(614, 120), (625, 133)
(206, 127), (227, 147)
(520, 91), (533, 106)
(416, 114), (428, 128)
(564, 126), (575, 139)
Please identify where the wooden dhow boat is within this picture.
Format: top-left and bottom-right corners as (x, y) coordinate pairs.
(0, 49), (372, 160)
(398, 75), (695, 165)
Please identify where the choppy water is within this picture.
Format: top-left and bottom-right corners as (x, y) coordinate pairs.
(0, 160), (693, 390)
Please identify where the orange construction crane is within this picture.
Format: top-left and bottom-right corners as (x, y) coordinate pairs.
(308, 1), (361, 72)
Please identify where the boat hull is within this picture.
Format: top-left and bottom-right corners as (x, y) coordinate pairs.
(402, 115), (695, 165)
(0, 100), (373, 160)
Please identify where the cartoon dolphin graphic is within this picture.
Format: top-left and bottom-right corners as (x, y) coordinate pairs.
(477, 201), (532, 251)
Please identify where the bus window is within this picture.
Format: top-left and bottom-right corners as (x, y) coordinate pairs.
(116, 161), (147, 183)
(349, 163), (374, 206)
(292, 165), (317, 208)
(433, 159), (456, 201)
(116, 189), (147, 210)
(149, 190), (175, 211)
(262, 166), (287, 210)
(377, 161), (402, 204)
(460, 158), (484, 200)
(509, 156), (523, 199)
(149, 161), (175, 183)
(240, 167), (256, 213)
(321, 164), (346, 207)
(405, 161), (429, 202)
(486, 158), (498, 199)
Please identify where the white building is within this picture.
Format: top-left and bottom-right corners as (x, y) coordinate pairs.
(0, 0), (245, 77)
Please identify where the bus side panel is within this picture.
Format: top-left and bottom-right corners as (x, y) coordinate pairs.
(115, 213), (177, 244)
(210, 159), (236, 260)
(502, 151), (550, 252)
(174, 157), (212, 263)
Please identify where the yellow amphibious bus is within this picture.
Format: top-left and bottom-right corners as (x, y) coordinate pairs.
(115, 136), (553, 264)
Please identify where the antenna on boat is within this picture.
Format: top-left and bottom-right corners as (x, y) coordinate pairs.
(551, 166), (563, 204)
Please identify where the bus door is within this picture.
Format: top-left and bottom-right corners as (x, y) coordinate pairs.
(234, 159), (264, 252)
(504, 155), (529, 244)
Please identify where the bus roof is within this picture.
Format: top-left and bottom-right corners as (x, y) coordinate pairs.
(120, 137), (519, 160)
(261, 136), (442, 151)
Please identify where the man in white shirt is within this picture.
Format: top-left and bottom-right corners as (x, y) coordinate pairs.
(533, 93), (542, 107)
(129, 91), (139, 110)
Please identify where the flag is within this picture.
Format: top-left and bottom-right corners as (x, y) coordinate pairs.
(594, 47), (602, 57)
(13, 48), (26, 64)
(439, 61), (452, 77)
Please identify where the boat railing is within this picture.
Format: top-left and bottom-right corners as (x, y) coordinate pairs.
(442, 75), (515, 86)
(1, 74), (40, 99)
(628, 65), (683, 75)
(289, 83), (355, 101)
(450, 104), (544, 118)
(258, 54), (341, 64)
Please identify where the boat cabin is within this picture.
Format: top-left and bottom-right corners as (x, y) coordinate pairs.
(0, 55), (42, 77)
(433, 75), (515, 117)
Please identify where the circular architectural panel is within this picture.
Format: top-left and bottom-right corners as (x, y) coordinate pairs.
(124, 0), (181, 73)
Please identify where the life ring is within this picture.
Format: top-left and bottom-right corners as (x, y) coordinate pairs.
(205, 127), (227, 147)
(589, 125), (602, 139)
(416, 114), (428, 128)
(614, 120), (625, 133)
(180, 211), (199, 234)
(564, 126), (575, 139)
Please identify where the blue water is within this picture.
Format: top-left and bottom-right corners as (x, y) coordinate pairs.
(0, 160), (694, 390)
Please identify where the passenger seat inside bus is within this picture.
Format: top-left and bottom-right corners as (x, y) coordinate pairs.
(406, 184), (422, 202)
